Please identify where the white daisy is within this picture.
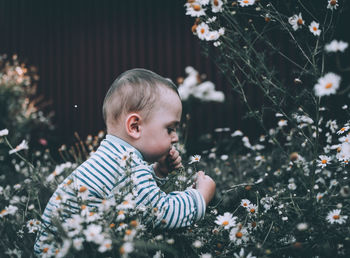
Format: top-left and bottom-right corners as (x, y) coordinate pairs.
(26, 219), (41, 233)
(326, 209), (348, 224)
(77, 185), (90, 200)
(241, 199), (251, 208)
(98, 238), (112, 253)
(73, 237), (84, 251)
(317, 155), (331, 168)
(229, 226), (249, 245)
(0, 205), (18, 217)
(83, 224), (104, 244)
(288, 13), (304, 31)
(248, 204), (258, 215)
(337, 126), (350, 135)
(288, 182), (297, 190)
(211, 0), (224, 13)
(238, 0), (255, 7)
(189, 154), (201, 164)
(117, 194), (136, 210)
(120, 242), (134, 255)
(192, 240), (202, 248)
(0, 129), (9, 137)
(196, 22), (210, 40)
(327, 0), (339, 10)
(336, 142), (350, 163)
(316, 192), (325, 202)
(185, 2), (206, 17)
(214, 212), (237, 229)
(278, 119), (288, 127)
(296, 222), (308, 231)
(231, 130), (243, 137)
(234, 248), (257, 258)
(309, 21), (321, 36)
(313, 72), (341, 97)
(9, 139), (28, 155)
(325, 40), (348, 53)
(206, 30), (220, 41)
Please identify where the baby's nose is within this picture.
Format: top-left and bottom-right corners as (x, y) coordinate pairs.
(171, 132), (179, 143)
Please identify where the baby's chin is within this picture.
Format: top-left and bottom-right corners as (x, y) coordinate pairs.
(144, 153), (168, 164)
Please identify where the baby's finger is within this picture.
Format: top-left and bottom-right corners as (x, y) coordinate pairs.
(169, 149), (179, 160)
(197, 171), (205, 178)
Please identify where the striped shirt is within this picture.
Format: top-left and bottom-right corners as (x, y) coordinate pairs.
(34, 134), (206, 254)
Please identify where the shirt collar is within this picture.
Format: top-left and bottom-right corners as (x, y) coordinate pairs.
(105, 134), (143, 160)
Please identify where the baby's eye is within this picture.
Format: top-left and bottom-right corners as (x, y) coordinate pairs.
(167, 128), (176, 134)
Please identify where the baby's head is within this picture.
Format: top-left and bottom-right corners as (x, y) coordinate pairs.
(103, 68), (182, 162)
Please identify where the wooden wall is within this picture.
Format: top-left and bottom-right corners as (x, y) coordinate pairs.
(0, 0), (267, 146)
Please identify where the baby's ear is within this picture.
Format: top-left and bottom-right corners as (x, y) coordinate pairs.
(125, 113), (141, 139)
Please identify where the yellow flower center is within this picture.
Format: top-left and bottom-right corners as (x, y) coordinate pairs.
(333, 215), (340, 220)
(250, 208), (255, 213)
(321, 159), (327, 164)
(122, 200), (129, 205)
(325, 83), (333, 89)
(118, 210), (124, 215)
(297, 19), (303, 25)
(79, 186), (87, 193)
(243, 0), (249, 3)
(1, 209), (7, 214)
(222, 221), (229, 226)
(120, 247), (125, 254)
(105, 243), (111, 249)
(243, 203), (248, 207)
(110, 223), (116, 228)
(56, 195), (62, 201)
(81, 204), (87, 210)
(125, 229), (132, 235)
(330, 0), (337, 6)
(313, 27), (317, 31)
(43, 247), (49, 253)
(192, 4), (201, 11)
(130, 220), (138, 227)
(236, 231), (243, 238)
(214, 0), (219, 6)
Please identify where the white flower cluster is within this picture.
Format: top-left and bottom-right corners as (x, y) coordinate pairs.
(178, 66), (225, 102)
(185, 1), (226, 46)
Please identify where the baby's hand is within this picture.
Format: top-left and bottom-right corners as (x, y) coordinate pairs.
(195, 171), (216, 205)
(153, 146), (182, 178)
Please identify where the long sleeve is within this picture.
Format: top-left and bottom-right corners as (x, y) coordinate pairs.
(130, 164), (206, 229)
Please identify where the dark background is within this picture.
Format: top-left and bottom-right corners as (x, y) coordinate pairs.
(0, 0), (349, 150)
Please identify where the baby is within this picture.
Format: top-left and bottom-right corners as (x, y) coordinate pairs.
(34, 68), (216, 254)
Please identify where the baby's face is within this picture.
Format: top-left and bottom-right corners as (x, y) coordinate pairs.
(138, 89), (182, 163)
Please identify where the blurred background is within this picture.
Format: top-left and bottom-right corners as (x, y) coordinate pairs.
(0, 0), (349, 153)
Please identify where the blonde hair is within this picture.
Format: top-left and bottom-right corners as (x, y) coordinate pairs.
(103, 68), (179, 127)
